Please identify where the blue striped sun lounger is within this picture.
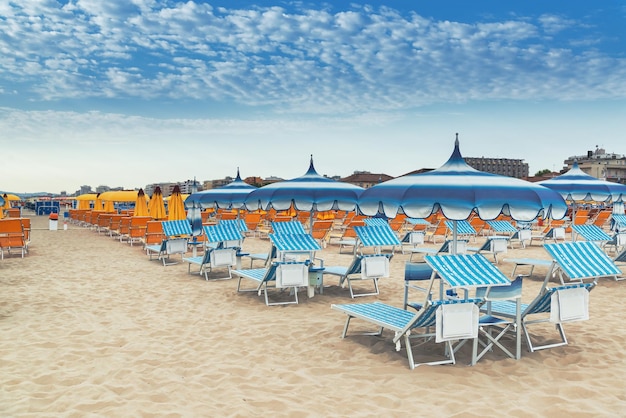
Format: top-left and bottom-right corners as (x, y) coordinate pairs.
(332, 298), (482, 369)
(323, 253), (392, 298)
(203, 224), (244, 248)
(233, 261), (310, 306)
(543, 241), (622, 282)
(272, 221), (306, 235)
(161, 219), (192, 237)
(219, 219), (248, 233)
(445, 220), (477, 239)
(571, 224), (612, 243)
(354, 225), (401, 254)
(486, 220), (518, 234)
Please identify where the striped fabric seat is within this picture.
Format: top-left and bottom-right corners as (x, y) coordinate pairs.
(611, 214), (626, 230)
(269, 233), (321, 252)
(332, 298), (482, 369)
(486, 220), (518, 234)
(219, 219), (248, 232)
(161, 220), (192, 237)
(272, 221), (306, 235)
(424, 253), (511, 289)
(445, 220), (477, 237)
(544, 241), (622, 282)
(363, 218), (388, 227)
(203, 224), (243, 246)
(354, 225), (401, 248)
(571, 224), (612, 243)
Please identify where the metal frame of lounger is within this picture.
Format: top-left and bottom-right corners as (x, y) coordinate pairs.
(467, 236), (509, 263)
(232, 261), (309, 306)
(482, 281), (595, 353)
(183, 247), (237, 280)
(323, 254), (392, 298)
(332, 299), (482, 369)
(482, 241), (612, 353)
(407, 239), (468, 262)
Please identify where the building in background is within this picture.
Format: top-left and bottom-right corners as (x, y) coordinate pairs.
(464, 157), (529, 179)
(564, 146), (626, 183)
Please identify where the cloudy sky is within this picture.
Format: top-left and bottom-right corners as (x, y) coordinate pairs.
(1, 1), (625, 194)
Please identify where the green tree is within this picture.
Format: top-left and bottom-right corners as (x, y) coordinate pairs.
(534, 169), (552, 177)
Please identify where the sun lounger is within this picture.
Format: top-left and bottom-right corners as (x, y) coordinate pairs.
(145, 220), (192, 266)
(467, 236), (509, 263)
(233, 261), (310, 306)
(323, 254), (392, 298)
(332, 299), (482, 369)
(183, 247), (238, 280)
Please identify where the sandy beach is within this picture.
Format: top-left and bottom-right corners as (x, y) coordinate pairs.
(2, 213), (626, 417)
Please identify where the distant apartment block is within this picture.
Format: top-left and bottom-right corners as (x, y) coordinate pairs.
(564, 147), (626, 183)
(464, 157), (529, 179)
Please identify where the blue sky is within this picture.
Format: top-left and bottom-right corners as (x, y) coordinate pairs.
(1, 1), (625, 194)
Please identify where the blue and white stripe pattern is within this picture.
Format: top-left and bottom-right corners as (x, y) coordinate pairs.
(203, 224), (243, 244)
(161, 220), (192, 237)
(539, 161), (626, 202)
(445, 220), (476, 236)
(612, 214), (626, 230)
(357, 138), (567, 222)
(487, 220), (518, 233)
(243, 156), (363, 212)
(571, 224), (612, 242)
(424, 253), (511, 289)
(354, 225), (401, 247)
(219, 219), (248, 233)
(543, 241), (621, 280)
(269, 233), (321, 252)
(272, 221), (306, 235)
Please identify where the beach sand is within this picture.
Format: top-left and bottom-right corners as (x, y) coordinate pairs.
(2, 213), (626, 417)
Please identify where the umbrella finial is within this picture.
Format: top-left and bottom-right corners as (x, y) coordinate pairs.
(306, 155), (317, 175)
(235, 167), (242, 181)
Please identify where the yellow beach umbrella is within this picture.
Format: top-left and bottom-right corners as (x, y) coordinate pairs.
(94, 194), (103, 211)
(148, 186), (166, 220)
(98, 190), (142, 202)
(103, 200), (115, 213)
(167, 185), (186, 221)
(76, 193), (98, 210)
(3, 193), (21, 202)
(134, 189), (149, 217)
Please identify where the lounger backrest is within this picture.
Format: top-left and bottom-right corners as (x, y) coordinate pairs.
(544, 241), (622, 281)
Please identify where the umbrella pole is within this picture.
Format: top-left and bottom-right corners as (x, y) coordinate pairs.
(452, 220), (458, 255)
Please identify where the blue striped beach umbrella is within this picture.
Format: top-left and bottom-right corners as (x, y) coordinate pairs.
(185, 168), (257, 210)
(538, 161), (626, 226)
(357, 135), (568, 253)
(538, 161), (626, 203)
(243, 155), (364, 218)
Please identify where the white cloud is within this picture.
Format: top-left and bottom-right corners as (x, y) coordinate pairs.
(0, 2), (624, 115)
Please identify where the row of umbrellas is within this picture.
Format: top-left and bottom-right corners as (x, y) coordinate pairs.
(185, 135), (626, 254)
(187, 136), (626, 219)
(74, 186), (186, 221)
